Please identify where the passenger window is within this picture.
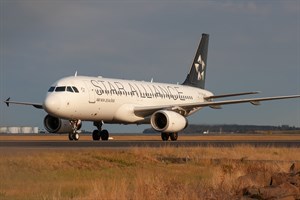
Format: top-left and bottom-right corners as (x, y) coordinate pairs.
(48, 87), (55, 92)
(67, 86), (74, 93)
(72, 87), (79, 93)
(55, 86), (66, 92)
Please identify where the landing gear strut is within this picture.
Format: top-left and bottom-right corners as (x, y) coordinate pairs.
(69, 120), (81, 141)
(92, 121), (109, 141)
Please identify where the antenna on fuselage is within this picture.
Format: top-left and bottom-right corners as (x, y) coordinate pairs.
(74, 71), (78, 77)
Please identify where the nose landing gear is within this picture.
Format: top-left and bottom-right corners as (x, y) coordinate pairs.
(69, 120), (81, 141)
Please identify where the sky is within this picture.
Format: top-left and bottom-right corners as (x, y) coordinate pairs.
(0, 0), (299, 133)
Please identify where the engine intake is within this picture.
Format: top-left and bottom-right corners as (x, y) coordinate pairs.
(150, 110), (187, 133)
(43, 114), (81, 133)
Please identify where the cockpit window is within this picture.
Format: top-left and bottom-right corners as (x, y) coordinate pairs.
(67, 86), (74, 93)
(49, 86), (79, 93)
(72, 87), (79, 93)
(48, 87), (55, 92)
(55, 86), (66, 92)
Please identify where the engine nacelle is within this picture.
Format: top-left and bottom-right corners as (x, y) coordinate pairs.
(43, 114), (82, 133)
(150, 110), (188, 133)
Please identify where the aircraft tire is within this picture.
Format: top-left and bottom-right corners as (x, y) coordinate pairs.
(92, 130), (101, 140)
(100, 130), (109, 140)
(68, 132), (74, 141)
(170, 132), (178, 141)
(69, 132), (79, 141)
(74, 132), (80, 141)
(161, 132), (169, 141)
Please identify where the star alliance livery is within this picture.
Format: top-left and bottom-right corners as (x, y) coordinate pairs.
(4, 34), (300, 141)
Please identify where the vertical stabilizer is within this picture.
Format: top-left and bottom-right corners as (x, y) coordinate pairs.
(182, 33), (209, 89)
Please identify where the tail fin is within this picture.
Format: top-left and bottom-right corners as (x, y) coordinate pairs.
(182, 33), (209, 89)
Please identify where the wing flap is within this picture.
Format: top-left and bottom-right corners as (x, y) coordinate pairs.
(250, 101), (261, 106)
(209, 105), (222, 109)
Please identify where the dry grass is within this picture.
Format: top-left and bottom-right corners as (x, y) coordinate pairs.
(0, 146), (299, 200)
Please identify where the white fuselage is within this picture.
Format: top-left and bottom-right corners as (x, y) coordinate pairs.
(43, 76), (213, 124)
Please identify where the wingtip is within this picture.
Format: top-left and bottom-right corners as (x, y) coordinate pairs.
(4, 97), (10, 107)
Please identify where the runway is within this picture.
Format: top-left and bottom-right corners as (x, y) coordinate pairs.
(1, 140), (300, 148)
(1, 133), (300, 148)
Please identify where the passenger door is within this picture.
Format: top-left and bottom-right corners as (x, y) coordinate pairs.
(83, 80), (96, 103)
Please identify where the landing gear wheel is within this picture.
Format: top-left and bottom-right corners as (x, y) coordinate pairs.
(69, 132), (80, 141)
(170, 132), (178, 141)
(92, 121), (110, 141)
(92, 130), (101, 140)
(161, 132), (169, 141)
(100, 130), (109, 140)
(73, 132), (80, 141)
(69, 132), (74, 141)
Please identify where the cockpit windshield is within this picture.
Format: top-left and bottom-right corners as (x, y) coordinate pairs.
(55, 86), (66, 92)
(48, 87), (55, 92)
(67, 86), (74, 92)
(48, 86), (79, 93)
(72, 87), (79, 93)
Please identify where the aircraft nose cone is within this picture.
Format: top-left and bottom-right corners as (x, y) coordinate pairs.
(43, 95), (61, 115)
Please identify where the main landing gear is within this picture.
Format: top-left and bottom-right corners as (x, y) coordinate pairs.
(69, 120), (81, 141)
(92, 121), (109, 141)
(161, 132), (178, 141)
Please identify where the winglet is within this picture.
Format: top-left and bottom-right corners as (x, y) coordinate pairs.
(4, 97), (10, 107)
(3, 98), (43, 109)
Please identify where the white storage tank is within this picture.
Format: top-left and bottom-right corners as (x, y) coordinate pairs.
(8, 127), (21, 134)
(1, 126), (40, 134)
(0, 127), (8, 133)
(33, 127), (39, 134)
(21, 127), (33, 134)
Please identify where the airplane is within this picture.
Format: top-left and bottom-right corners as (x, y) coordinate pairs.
(4, 33), (300, 141)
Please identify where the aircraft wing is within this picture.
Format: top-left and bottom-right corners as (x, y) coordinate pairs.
(134, 95), (300, 117)
(4, 98), (43, 109)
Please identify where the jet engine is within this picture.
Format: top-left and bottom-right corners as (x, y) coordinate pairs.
(150, 110), (187, 133)
(43, 114), (82, 133)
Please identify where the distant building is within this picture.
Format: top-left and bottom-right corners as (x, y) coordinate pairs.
(0, 126), (39, 134)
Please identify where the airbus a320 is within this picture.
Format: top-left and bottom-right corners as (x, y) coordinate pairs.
(5, 34), (300, 141)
